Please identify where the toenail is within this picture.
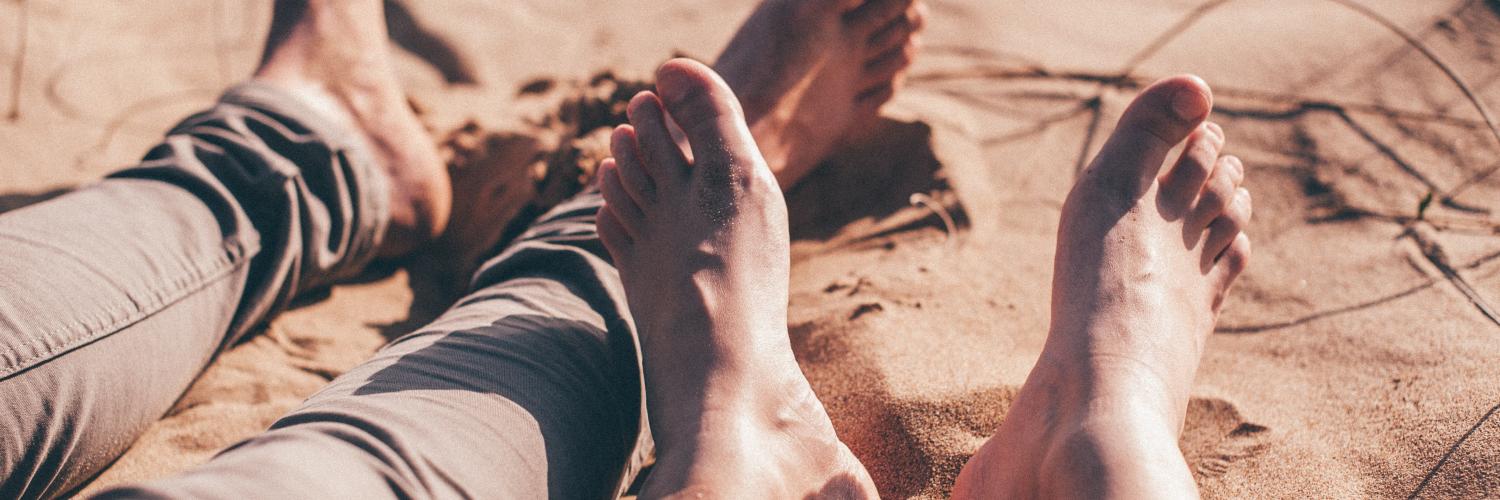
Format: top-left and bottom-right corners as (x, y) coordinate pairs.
(1172, 87), (1210, 121)
(1205, 122), (1223, 142)
(655, 68), (698, 106)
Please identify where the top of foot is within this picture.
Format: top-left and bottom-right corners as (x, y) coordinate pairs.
(255, 0), (451, 258)
(954, 76), (1252, 499)
(1054, 75), (1247, 328)
(1049, 75), (1252, 430)
(715, 0), (926, 189)
(596, 58), (877, 499)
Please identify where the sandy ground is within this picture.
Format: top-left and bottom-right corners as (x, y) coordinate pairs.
(2, 0), (1499, 498)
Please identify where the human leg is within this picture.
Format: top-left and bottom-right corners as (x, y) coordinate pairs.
(0, 0), (446, 495)
(93, 191), (647, 500)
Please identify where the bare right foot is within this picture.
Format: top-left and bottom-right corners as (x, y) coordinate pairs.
(597, 59), (876, 499)
(255, 0), (451, 258)
(954, 76), (1252, 499)
(715, 0), (925, 189)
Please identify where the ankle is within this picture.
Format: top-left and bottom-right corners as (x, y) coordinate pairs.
(1034, 325), (1198, 424)
(645, 422), (851, 500)
(647, 358), (821, 442)
(1034, 416), (1196, 499)
(644, 371), (846, 496)
(993, 356), (1195, 499)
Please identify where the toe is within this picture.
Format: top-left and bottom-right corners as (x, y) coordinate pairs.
(654, 58), (765, 179)
(910, 1), (929, 34)
(1205, 122), (1224, 148)
(866, 4), (922, 55)
(1092, 75), (1213, 188)
(597, 205), (634, 261)
(846, 0), (916, 34)
(1200, 187), (1251, 271)
(855, 82), (897, 115)
(598, 159), (645, 238)
(1210, 232), (1252, 306)
(628, 91), (691, 183)
(610, 125), (660, 204)
(1159, 123), (1224, 216)
(861, 40), (918, 88)
(1224, 151), (1245, 186)
(1187, 155), (1243, 231)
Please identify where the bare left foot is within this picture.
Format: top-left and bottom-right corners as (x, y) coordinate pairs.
(255, 0), (451, 257)
(716, 0), (925, 188)
(597, 59), (876, 498)
(953, 76), (1251, 500)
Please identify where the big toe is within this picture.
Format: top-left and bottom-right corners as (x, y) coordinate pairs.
(1092, 75), (1213, 188)
(655, 58), (764, 175)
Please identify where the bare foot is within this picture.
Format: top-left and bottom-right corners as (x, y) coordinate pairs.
(716, 0), (925, 188)
(255, 0), (451, 258)
(597, 59), (876, 498)
(953, 76), (1252, 499)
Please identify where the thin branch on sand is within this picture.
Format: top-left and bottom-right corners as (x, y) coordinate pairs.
(909, 193), (958, 246)
(1401, 224), (1500, 327)
(1118, 0), (1500, 205)
(1406, 401), (1500, 499)
(1117, 0), (1233, 77)
(1072, 93), (1104, 177)
(918, 1), (1500, 339)
(1320, 0), (1500, 202)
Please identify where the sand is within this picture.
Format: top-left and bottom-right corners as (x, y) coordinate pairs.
(1, 0), (1498, 498)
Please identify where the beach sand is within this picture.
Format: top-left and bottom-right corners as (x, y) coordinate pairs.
(1, 0), (1498, 497)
